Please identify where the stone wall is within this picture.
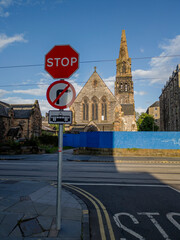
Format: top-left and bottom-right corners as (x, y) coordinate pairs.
(29, 106), (42, 138)
(75, 147), (180, 158)
(159, 64), (180, 131)
(0, 117), (10, 142)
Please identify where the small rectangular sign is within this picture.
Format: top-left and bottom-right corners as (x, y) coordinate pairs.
(48, 110), (72, 124)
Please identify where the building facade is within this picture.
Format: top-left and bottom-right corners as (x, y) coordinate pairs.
(0, 100), (42, 141)
(69, 30), (137, 133)
(159, 64), (180, 131)
(146, 101), (160, 128)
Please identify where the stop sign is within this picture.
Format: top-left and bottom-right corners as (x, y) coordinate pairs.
(45, 45), (79, 79)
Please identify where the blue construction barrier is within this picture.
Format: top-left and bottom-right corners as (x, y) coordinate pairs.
(63, 132), (180, 150)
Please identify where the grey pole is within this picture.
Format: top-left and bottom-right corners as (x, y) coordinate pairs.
(56, 123), (63, 230)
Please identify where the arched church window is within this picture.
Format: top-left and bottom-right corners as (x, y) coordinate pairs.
(120, 83), (123, 91)
(83, 99), (89, 121)
(101, 97), (107, 120)
(92, 97), (98, 120)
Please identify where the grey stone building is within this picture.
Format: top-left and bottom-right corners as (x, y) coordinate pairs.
(0, 100), (42, 141)
(69, 30), (137, 132)
(159, 64), (180, 131)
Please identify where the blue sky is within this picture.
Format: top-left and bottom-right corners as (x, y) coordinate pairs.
(0, 0), (180, 116)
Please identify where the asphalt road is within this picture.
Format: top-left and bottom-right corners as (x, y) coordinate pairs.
(65, 184), (180, 240)
(0, 151), (180, 239)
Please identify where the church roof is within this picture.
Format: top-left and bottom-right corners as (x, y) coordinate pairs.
(0, 101), (11, 117)
(14, 109), (33, 119)
(11, 104), (34, 109)
(149, 101), (159, 108)
(73, 67), (116, 103)
(121, 104), (135, 116)
(0, 100), (40, 119)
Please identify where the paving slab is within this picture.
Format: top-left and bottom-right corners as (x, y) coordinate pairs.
(0, 213), (23, 237)
(9, 225), (22, 237)
(37, 215), (54, 230)
(62, 207), (82, 221)
(0, 198), (20, 210)
(20, 218), (43, 237)
(58, 219), (81, 239)
(5, 200), (37, 215)
(0, 179), (89, 240)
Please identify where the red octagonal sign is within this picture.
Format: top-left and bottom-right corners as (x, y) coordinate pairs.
(45, 45), (79, 79)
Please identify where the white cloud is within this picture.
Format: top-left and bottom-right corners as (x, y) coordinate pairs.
(12, 72), (83, 97)
(134, 91), (147, 96)
(132, 35), (180, 85)
(0, 33), (27, 51)
(135, 107), (146, 114)
(0, 89), (9, 97)
(1, 96), (35, 104)
(0, 0), (12, 17)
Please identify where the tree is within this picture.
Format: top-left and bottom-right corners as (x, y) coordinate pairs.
(135, 111), (140, 121)
(136, 113), (159, 131)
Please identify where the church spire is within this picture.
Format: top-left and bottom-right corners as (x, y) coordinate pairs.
(115, 29), (134, 103)
(116, 30), (131, 77)
(119, 30), (129, 60)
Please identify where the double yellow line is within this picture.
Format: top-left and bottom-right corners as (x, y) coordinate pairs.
(63, 184), (115, 240)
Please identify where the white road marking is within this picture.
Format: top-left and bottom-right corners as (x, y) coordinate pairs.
(167, 212), (180, 231)
(168, 186), (180, 194)
(113, 213), (145, 240)
(138, 213), (171, 240)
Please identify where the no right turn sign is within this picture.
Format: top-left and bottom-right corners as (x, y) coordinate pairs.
(46, 80), (76, 109)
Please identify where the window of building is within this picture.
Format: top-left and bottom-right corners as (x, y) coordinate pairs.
(101, 97), (107, 120)
(125, 83), (128, 91)
(92, 98), (98, 120)
(83, 99), (89, 121)
(120, 83), (123, 91)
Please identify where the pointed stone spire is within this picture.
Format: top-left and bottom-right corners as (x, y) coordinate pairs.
(119, 30), (129, 60)
(116, 30), (131, 77)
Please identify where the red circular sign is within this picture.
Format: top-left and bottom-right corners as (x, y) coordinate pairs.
(46, 80), (76, 109)
(45, 45), (79, 79)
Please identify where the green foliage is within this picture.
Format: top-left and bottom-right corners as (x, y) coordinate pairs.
(38, 133), (58, 146)
(39, 145), (58, 153)
(136, 113), (159, 131)
(24, 136), (39, 146)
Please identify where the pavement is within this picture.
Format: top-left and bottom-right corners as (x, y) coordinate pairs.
(0, 179), (89, 240)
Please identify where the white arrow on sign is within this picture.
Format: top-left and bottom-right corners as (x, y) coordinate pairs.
(46, 80), (76, 109)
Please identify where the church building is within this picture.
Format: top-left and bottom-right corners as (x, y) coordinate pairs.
(69, 30), (137, 132)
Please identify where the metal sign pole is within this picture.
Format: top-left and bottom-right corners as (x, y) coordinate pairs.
(56, 123), (63, 230)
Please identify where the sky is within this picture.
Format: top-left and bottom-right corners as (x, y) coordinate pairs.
(0, 0), (180, 116)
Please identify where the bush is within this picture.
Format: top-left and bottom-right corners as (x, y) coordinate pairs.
(38, 134), (58, 146)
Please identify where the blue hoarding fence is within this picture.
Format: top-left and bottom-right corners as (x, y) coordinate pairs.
(63, 132), (180, 150)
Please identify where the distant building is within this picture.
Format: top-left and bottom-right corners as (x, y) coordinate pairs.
(146, 101), (160, 128)
(159, 64), (180, 131)
(0, 100), (42, 141)
(69, 30), (137, 133)
(42, 112), (57, 135)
